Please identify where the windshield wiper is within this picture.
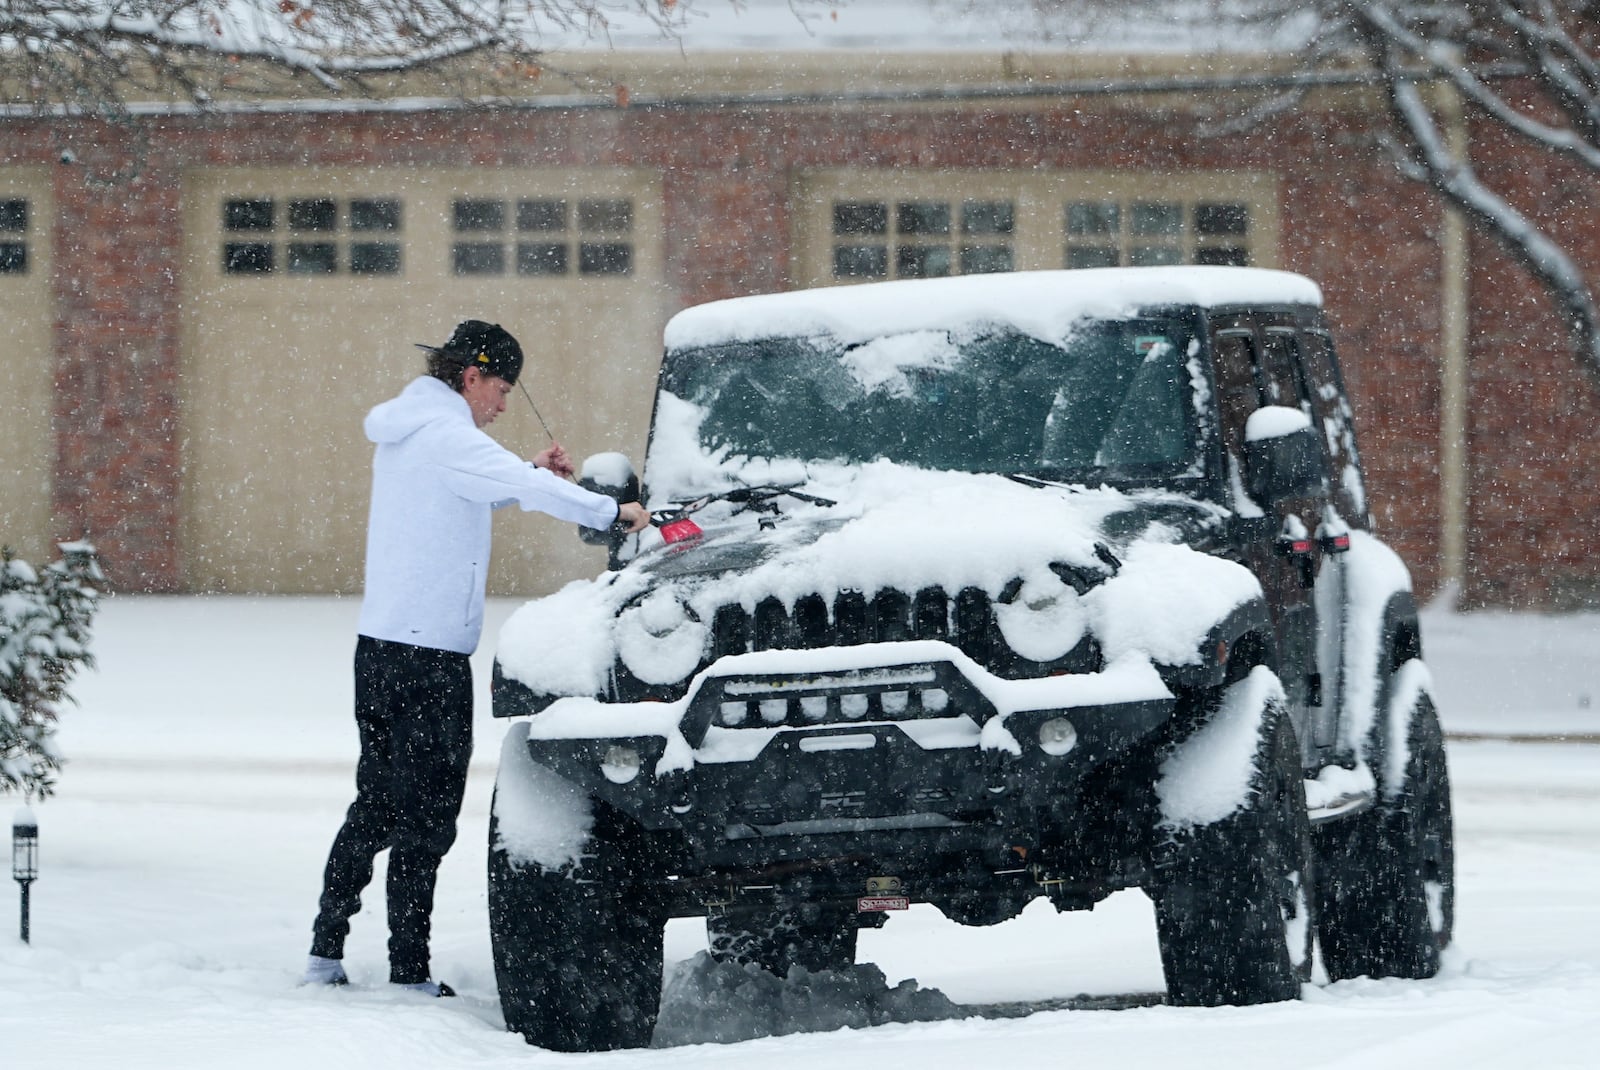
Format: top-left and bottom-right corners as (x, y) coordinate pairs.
(663, 483), (836, 520)
(648, 483), (837, 543)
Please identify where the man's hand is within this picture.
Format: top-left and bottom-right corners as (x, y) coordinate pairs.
(532, 442), (575, 479)
(616, 501), (650, 533)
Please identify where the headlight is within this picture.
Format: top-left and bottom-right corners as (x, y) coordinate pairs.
(615, 589), (709, 685)
(994, 567), (1088, 662)
(1038, 717), (1078, 757)
(601, 745), (642, 784)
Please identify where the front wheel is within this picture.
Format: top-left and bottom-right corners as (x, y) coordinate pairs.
(488, 783), (667, 1051)
(1315, 661), (1454, 981)
(1153, 669), (1315, 1006)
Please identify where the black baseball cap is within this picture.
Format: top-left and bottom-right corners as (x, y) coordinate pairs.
(415, 320), (524, 385)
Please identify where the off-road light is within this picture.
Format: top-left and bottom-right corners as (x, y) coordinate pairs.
(719, 700), (748, 725)
(881, 690), (909, 714)
(600, 745), (642, 784)
(1038, 717), (1079, 757)
(921, 688), (950, 712)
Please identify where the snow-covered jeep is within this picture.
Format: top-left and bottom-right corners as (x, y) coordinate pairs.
(486, 267), (1454, 1050)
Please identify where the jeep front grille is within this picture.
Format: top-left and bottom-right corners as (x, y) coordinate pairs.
(711, 586), (996, 661)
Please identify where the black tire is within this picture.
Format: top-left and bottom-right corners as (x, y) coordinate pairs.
(487, 793), (667, 1051)
(1154, 680), (1315, 1007)
(1315, 668), (1454, 981)
(707, 903), (859, 976)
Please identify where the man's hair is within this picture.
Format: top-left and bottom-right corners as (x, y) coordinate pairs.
(425, 350), (471, 392)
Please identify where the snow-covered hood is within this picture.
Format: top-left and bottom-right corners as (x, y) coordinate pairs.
(363, 375), (468, 445)
(497, 463), (1259, 698)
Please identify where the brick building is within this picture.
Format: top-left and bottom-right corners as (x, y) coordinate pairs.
(0, 5), (1595, 609)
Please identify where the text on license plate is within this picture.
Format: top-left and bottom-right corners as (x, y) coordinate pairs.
(857, 895), (910, 912)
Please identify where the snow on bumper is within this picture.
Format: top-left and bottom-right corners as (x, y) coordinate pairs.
(516, 641), (1175, 826)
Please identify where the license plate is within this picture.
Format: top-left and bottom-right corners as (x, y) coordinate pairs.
(857, 895), (910, 912)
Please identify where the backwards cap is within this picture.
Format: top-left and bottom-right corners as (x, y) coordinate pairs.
(415, 320), (524, 385)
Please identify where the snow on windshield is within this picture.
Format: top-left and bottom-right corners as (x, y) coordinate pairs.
(840, 330), (962, 396)
(646, 320), (1199, 499)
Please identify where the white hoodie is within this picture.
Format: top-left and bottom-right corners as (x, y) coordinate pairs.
(356, 376), (619, 655)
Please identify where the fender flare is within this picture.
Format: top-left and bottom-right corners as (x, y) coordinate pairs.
(1160, 597), (1279, 692)
(1364, 589), (1426, 770)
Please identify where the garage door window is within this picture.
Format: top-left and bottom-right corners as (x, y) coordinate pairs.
(222, 196), (403, 276)
(1066, 199), (1251, 268)
(0, 198), (29, 274)
(452, 197), (633, 277)
(833, 198), (1015, 280)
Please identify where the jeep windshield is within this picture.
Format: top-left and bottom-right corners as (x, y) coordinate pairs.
(655, 317), (1200, 485)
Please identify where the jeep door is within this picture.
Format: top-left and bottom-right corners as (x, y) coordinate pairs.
(1209, 312), (1340, 763)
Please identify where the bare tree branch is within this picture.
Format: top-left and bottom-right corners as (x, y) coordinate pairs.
(1339, 0), (1600, 388)
(0, 1), (699, 112)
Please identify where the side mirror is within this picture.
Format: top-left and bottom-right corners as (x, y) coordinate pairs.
(577, 452), (640, 567)
(1242, 406), (1327, 503)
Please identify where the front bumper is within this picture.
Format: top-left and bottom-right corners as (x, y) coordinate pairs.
(505, 641), (1174, 851)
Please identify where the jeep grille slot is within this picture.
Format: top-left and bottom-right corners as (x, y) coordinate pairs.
(711, 603), (751, 660)
(953, 586), (993, 664)
(873, 589), (910, 643)
(794, 593), (830, 649)
(753, 596), (791, 651)
(913, 587), (949, 641)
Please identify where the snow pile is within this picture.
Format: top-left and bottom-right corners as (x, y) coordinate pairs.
(1086, 541), (1261, 666)
(664, 269), (1322, 351)
(579, 450), (636, 491)
(1156, 665), (1283, 830)
(1244, 404), (1313, 441)
(499, 464), (1161, 696)
(498, 456), (1256, 708)
(1336, 530), (1417, 760)
(1303, 761), (1376, 812)
(1383, 658), (1435, 798)
(491, 723), (593, 871)
(653, 954), (963, 1046)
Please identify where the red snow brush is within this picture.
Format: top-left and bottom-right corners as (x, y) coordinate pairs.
(657, 516), (703, 544)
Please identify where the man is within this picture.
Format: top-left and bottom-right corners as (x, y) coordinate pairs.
(303, 320), (648, 995)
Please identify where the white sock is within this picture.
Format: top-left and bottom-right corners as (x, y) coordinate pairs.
(395, 980), (453, 997)
(302, 954), (348, 985)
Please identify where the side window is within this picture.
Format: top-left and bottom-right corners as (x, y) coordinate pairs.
(1213, 320), (1313, 514)
(1297, 330), (1368, 521)
(1259, 330), (1309, 410)
(1212, 327), (1260, 461)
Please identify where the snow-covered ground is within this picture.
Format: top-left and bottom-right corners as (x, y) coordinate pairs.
(3, 595), (1598, 1066)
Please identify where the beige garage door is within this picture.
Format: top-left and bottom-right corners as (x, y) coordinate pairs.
(0, 169), (55, 565)
(180, 167), (666, 596)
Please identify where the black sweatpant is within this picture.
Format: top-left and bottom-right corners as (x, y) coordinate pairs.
(310, 635), (473, 984)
